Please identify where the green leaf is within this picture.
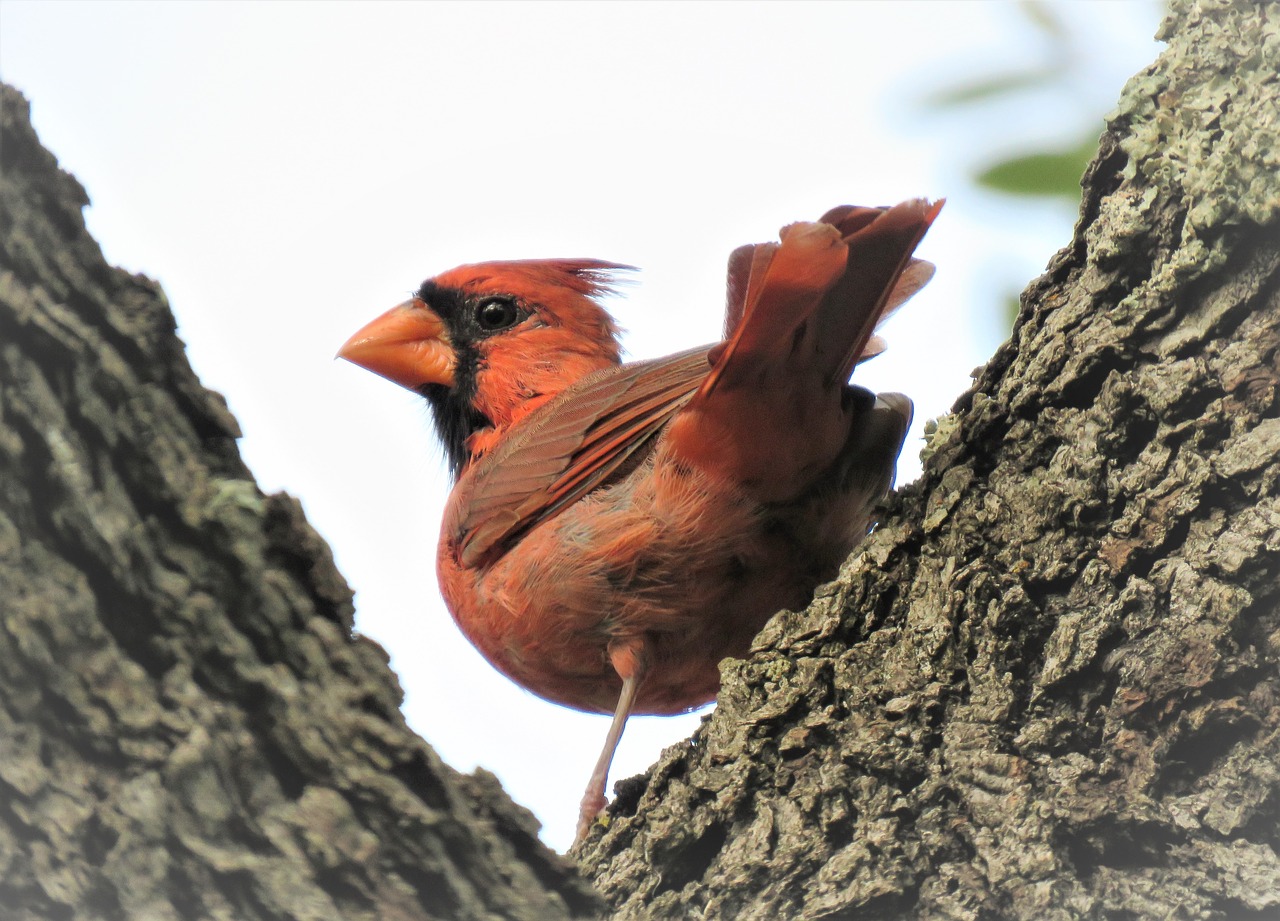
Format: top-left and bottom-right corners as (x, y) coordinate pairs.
(1003, 291), (1022, 332)
(1018, 0), (1069, 41)
(921, 66), (1063, 110)
(975, 134), (1100, 200)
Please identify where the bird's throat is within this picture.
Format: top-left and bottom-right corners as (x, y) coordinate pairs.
(420, 382), (491, 479)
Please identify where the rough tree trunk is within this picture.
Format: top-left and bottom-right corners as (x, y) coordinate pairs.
(1, 1), (1277, 920)
(0, 87), (601, 921)
(578, 2), (1280, 918)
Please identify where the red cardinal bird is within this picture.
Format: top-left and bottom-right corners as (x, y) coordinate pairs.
(339, 200), (940, 843)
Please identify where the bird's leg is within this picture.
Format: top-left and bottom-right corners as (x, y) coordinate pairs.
(575, 637), (649, 845)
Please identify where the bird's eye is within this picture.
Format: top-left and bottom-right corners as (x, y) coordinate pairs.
(475, 297), (521, 332)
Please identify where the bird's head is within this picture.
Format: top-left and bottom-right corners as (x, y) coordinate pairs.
(339, 259), (632, 477)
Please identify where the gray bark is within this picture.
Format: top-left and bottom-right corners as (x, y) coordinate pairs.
(2, 0), (1277, 919)
(578, 2), (1280, 918)
(0, 85), (601, 921)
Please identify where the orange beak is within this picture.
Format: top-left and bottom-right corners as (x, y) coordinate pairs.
(337, 297), (456, 390)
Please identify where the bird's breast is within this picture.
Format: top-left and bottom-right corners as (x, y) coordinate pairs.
(436, 440), (873, 716)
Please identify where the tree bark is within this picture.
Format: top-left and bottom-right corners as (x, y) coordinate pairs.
(0, 86), (601, 921)
(577, 2), (1280, 918)
(2, 1), (1278, 919)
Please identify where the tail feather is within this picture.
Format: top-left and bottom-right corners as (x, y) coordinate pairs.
(817, 204), (885, 236)
(702, 220), (848, 397)
(666, 199), (940, 502)
(823, 199), (943, 385)
(721, 206), (938, 365)
(722, 241), (779, 340)
(833, 256), (935, 364)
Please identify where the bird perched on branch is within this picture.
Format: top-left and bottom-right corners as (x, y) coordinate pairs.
(339, 199), (941, 844)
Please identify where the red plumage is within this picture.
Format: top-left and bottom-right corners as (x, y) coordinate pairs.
(339, 200), (940, 842)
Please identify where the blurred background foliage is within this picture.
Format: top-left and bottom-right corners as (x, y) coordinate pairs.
(918, 0), (1166, 329)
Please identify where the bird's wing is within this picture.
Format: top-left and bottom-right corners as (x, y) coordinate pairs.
(453, 346), (711, 568)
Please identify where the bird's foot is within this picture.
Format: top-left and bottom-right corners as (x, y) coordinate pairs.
(574, 788), (607, 847)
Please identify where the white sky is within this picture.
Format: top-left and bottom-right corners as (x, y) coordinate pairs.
(1, 0), (1162, 852)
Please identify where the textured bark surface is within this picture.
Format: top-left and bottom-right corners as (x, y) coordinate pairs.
(0, 85), (601, 920)
(4, 1), (1279, 919)
(579, 2), (1280, 918)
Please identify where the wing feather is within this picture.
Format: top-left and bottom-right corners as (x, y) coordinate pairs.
(455, 347), (711, 567)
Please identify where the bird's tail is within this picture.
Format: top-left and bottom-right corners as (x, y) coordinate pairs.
(666, 199), (941, 502)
